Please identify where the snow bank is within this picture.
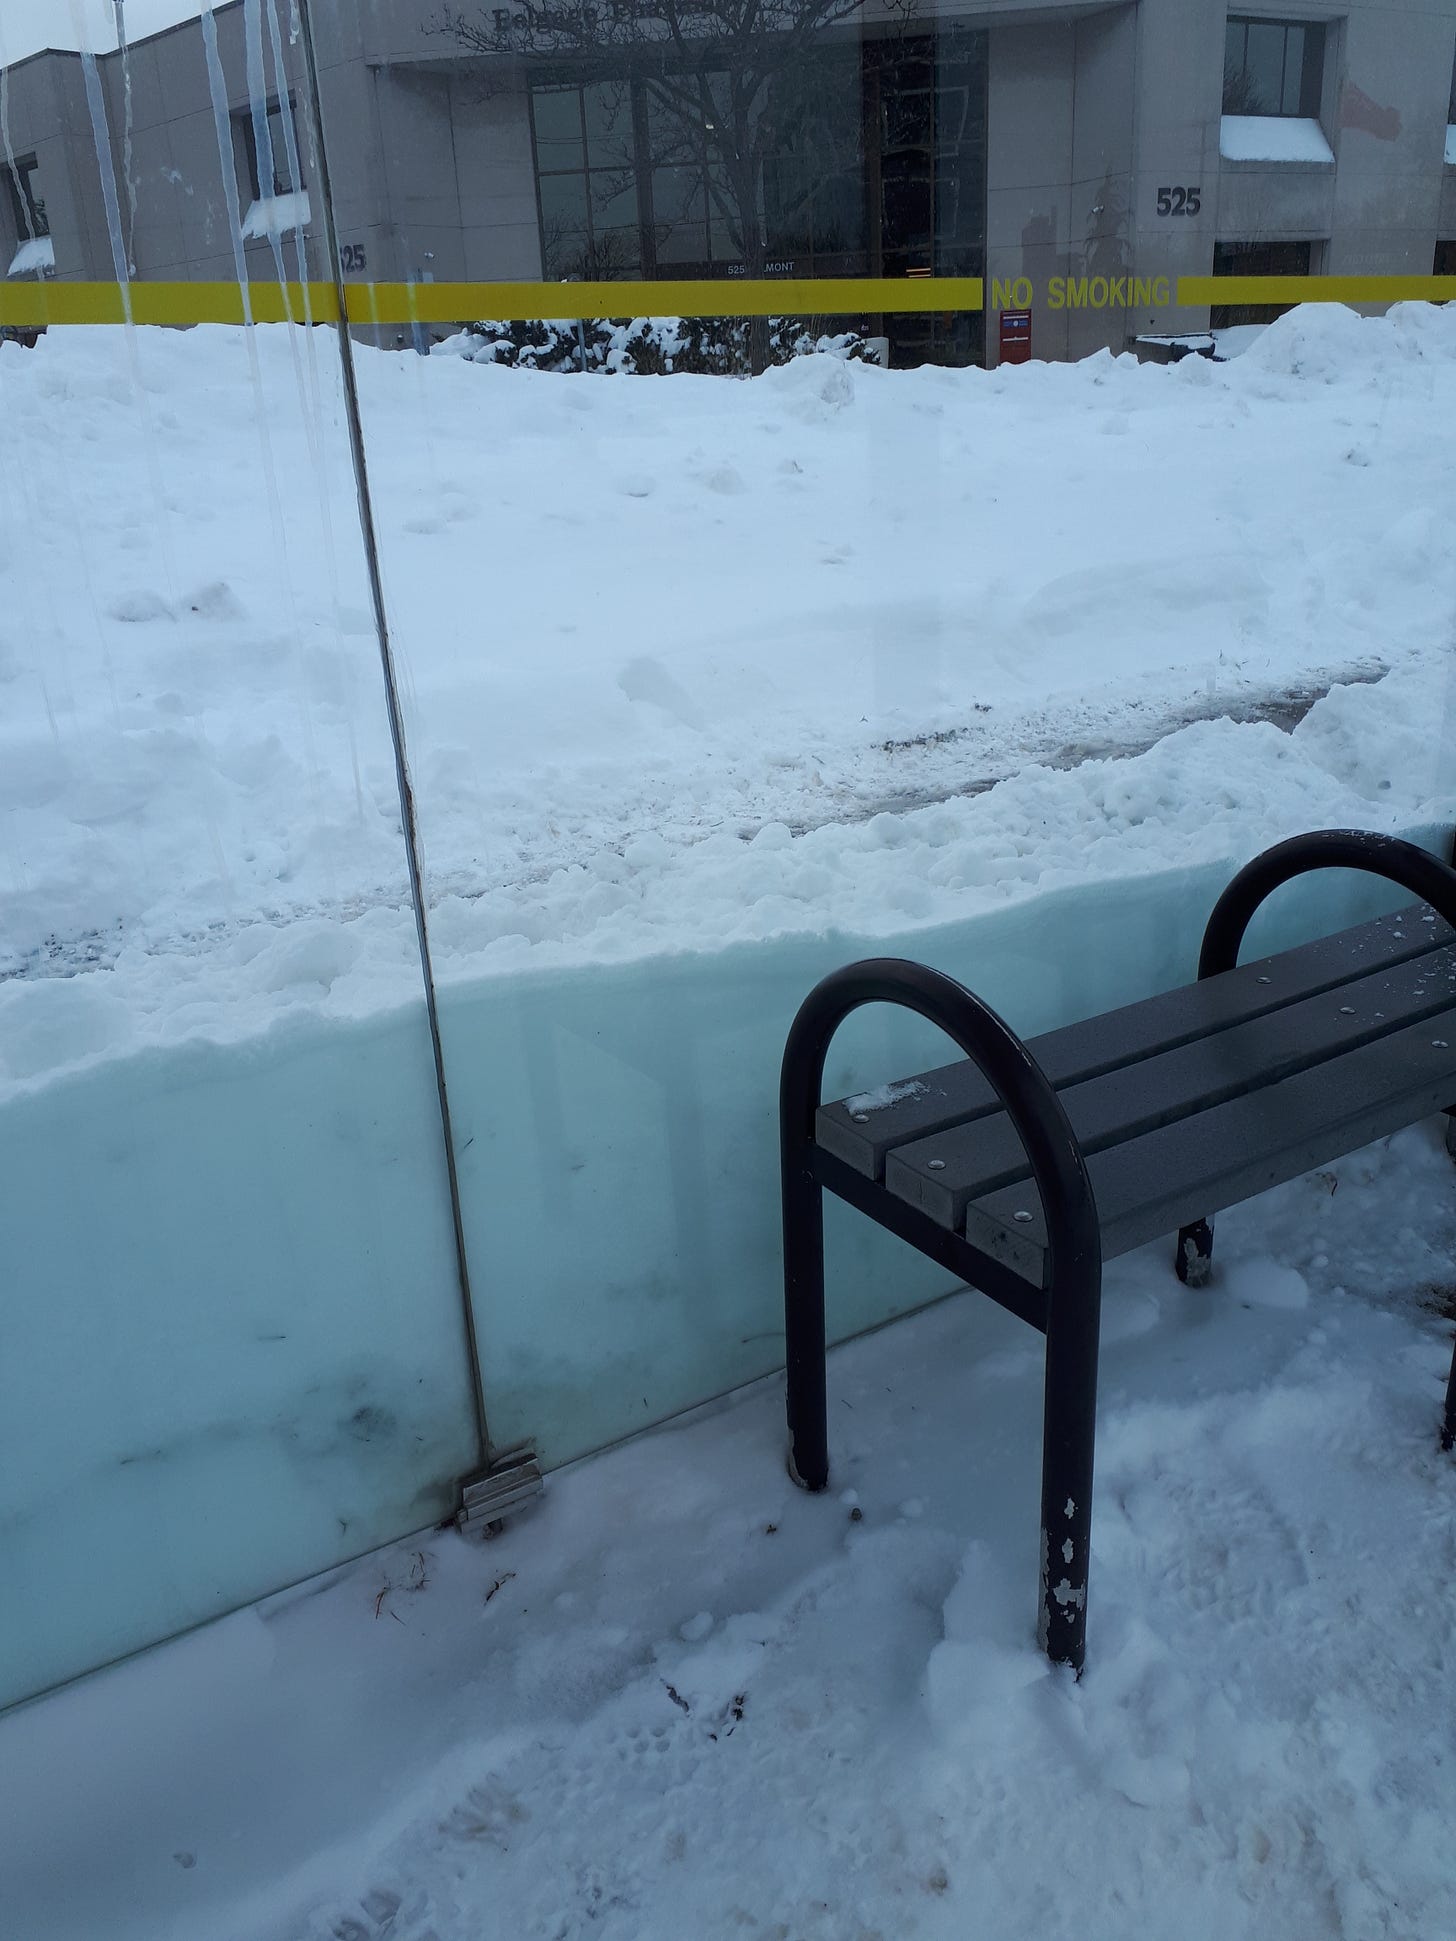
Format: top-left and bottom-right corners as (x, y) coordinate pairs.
(4, 301), (1456, 1097)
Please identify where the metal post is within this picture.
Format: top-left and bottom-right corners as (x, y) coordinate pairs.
(295, 0), (492, 1473)
(781, 1144), (828, 1492)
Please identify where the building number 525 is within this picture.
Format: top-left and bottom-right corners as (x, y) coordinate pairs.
(1156, 186), (1202, 216)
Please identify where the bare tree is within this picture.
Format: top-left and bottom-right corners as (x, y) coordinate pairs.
(430, 0), (876, 364)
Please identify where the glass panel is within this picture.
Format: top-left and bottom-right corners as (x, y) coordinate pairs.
(1212, 237), (1312, 326)
(538, 171), (591, 278)
(532, 86), (585, 171)
(582, 78), (636, 170)
(1242, 22), (1286, 116)
(1280, 25), (1306, 116)
(0, 0), (478, 1709)
(652, 166), (710, 261)
(13, 0), (1456, 1922)
(1223, 22), (1246, 113)
(267, 100), (300, 195)
(589, 166), (640, 234)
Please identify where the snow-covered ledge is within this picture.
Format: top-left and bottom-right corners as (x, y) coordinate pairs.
(7, 235), (55, 276)
(1220, 115), (1334, 165)
(1445, 125), (1456, 166)
(240, 190), (312, 242)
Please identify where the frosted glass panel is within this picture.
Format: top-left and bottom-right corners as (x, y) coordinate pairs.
(338, 0), (1456, 1481)
(0, 4), (476, 1708)
(438, 843), (1449, 1466)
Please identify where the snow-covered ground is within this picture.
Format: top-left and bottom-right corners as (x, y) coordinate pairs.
(6, 1121), (1456, 1940)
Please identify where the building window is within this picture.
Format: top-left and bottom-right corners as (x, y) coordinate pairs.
(1210, 237), (1312, 328)
(240, 96), (304, 202)
(4, 155), (53, 277)
(531, 82), (643, 280)
(4, 155), (48, 242)
(1223, 18), (1324, 118)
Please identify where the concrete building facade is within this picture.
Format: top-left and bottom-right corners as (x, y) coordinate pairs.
(4, 0), (1456, 363)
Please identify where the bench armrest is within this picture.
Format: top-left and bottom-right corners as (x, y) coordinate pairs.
(1201, 830), (1456, 980)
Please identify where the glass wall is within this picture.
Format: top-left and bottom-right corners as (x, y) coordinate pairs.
(0, 0), (479, 1709)
(4, 0), (1455, 1706)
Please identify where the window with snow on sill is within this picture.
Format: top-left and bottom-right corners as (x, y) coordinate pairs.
(1220, 115), (1334, 164)
(7, 235), (55, 276)
(240, 190), (312, 242)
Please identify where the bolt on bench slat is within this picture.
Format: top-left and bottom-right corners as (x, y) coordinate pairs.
(817, 905), (1451, 1182)
(963, 1009), (1456, 1285)
(885, 939), (1456, 1228)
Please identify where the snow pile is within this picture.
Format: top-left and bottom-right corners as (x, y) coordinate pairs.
(6, 234), (55, 275)
(3, 303), (1455, 1098)
(5, 1120), (1454, 1939)
(239, 191), (313, 242)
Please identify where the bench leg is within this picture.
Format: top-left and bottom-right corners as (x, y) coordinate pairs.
(1175, 1218), (1215, 1287)
(1038, 1252), (1102, 1676)
(783, 1160), (830, 1492)
(1441, 1113), (1456, 1450)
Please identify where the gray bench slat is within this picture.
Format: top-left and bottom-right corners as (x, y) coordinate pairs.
(962, 1014), (1456, 1286)
(885, 941), (1456, 1227)
(817, 905), (1450, 1181)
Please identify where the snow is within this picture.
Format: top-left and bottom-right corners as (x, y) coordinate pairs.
(1220, 115), (1335, 164)
(5, 1119), (1455, 1940)
(1447, 125), (1456, 168)
(845, 1078), (929, 1113)
(6, 234), (54, 275)
(240, 190), (312, 242)
(4, 298), (1456, 1708)
(2, 294), (1456, 1927)
(1209, 322), (1267, 359)
(5, 298), (1456, 1095)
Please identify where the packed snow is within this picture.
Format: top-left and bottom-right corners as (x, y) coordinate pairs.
(6, 1120), (1455, 1940)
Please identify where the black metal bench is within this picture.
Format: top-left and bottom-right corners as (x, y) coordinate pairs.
(780, 830), (1456, 1675)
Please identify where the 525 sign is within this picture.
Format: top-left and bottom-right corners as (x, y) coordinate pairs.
(1156, 186), (1202, 217)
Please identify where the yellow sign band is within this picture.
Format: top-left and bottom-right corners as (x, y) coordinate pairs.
(4, 274), (1455, 331)
(0, 276), (984, 329)
(1176, 274), (1456, 306)
(0, 281), (336, 326)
